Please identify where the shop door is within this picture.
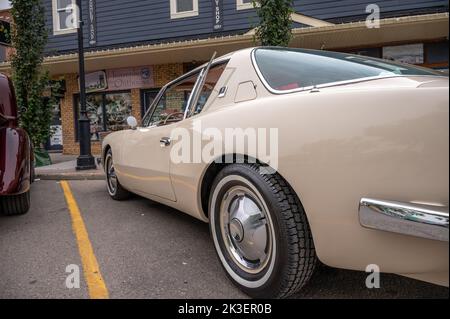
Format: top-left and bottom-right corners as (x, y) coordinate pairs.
(45, 99), (63, 151)
(141, 89), (161, 117)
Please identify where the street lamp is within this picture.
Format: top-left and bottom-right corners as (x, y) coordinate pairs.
(76, 0), (96, 170)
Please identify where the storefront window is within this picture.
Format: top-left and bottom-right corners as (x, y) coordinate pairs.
(383, 44), (424, 65)
(343, 41), (449, 70)
(86, 94), (104, 141)
(105, 93), (133, 132)
(76, 91), (132, 141)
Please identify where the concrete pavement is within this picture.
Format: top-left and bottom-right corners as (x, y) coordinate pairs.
(35, 153), (104, 181)
(0, 180), (88, 298)
(0, 180), (448, 299)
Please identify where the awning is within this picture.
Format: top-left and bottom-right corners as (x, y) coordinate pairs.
(0, 13), (447, 76)
(290, 12), (449, 50)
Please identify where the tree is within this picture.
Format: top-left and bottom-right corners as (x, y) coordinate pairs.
(253, 0), (294, 47)
(10, 0), (54, 148)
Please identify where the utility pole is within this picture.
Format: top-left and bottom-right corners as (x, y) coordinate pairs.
(76, 0), (96, 170)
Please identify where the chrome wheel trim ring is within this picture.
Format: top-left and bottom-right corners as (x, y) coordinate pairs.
(210, 175), (277, 288)
(219, 186), (272, 274)
(106, 154), (117, 196)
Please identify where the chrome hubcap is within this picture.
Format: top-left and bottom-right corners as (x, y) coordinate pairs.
(230, 218), (244, 243)
(106, 156), (117, 194)
(220, 186), (272, 274)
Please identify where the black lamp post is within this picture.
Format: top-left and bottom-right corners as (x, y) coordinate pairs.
(76, 0), (96, 170)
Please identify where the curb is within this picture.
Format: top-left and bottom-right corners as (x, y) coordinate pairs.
(36, 172), (105, 181)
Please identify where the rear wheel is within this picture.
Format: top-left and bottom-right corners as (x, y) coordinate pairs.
(105, 149), (131, 201)
(209, 164), (316, 299)
(0, 191), (31, 216)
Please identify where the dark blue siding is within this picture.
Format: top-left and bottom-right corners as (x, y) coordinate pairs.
(294, 0), (448, 21)
(44, 0), (448, 55)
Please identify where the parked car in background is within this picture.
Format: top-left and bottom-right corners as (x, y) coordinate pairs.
(102, 48), (449, 298)
(0, 73), (33, 216)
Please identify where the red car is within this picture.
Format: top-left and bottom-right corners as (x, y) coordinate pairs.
(0, 73), (33, 215)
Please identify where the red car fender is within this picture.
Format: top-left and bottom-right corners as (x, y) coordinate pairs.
(0, 127), (31, 196)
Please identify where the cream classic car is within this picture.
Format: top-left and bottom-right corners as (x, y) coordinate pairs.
(102, 47), (449, 298)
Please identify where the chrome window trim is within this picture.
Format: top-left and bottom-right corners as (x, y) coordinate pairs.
(142, 58), (230, 127)
(185, 52), (217, 119)
(250, 48), (448, 95)
(141, 86), (167, 127)
(183, 68), (205, 120)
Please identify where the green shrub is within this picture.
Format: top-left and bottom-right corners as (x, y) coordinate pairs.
(10, 0), (54, 148)
(253, 0), (294, 47)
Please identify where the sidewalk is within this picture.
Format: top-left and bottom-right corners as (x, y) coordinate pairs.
(35, 153), (105, 181)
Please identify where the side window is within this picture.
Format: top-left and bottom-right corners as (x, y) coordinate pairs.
(188, 63), (227, 117)
(145, 73), (199, 127)
(144, 62), (227, 127)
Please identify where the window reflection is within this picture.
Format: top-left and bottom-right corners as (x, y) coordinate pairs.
(77, 91), (132, 141)
(145, 63), (226, 127)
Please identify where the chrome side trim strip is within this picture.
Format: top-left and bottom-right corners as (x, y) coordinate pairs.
(359, 198), (449, 242)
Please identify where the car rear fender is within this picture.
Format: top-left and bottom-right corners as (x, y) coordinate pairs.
(0, 127), (31, 195)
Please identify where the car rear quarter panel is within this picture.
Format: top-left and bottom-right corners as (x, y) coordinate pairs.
(276, 86), (448, 284)
(0, 127), (31, 196)
(105, 49), (448, 284)
(185, 82), (449, 285)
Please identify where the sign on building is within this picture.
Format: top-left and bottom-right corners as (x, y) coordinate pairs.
(212, 0), (223, 31)
(107, 66), (155, 90)
(85, 70), (108, 93)
(50, 125), (63, 147)
(83, 66), (155, 92)
(88, 0), (97, 46)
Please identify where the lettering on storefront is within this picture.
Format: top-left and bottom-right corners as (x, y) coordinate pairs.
(83, 66), (155, 92)
(107, 66), (155, 90)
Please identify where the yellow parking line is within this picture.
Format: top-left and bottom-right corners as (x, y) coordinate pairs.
(60, 180), (109, 299)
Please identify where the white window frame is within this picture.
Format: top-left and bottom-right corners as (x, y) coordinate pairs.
(237, 0), (254, 10)
(52, 0), (78, 35)
(170, 0), (199, 19)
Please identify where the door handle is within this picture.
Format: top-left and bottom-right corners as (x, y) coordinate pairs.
(160, 137), (171, 147)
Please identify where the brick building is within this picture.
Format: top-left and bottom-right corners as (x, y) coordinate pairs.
(0, 0), (448, 155)
(58, 64), (185, 155)
(0, 8), (13, 62)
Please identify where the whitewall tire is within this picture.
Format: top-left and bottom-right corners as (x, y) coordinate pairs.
(209, 164), (316, 299)
(105, 150), (131, 201)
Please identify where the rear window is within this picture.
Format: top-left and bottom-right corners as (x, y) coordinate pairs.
(254, 48), (444, 92)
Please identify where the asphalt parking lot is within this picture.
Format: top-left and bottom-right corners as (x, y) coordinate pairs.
(0, 180), (448, 299)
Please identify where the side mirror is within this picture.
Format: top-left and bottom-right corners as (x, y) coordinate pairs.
(127, 116), (138, 130)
